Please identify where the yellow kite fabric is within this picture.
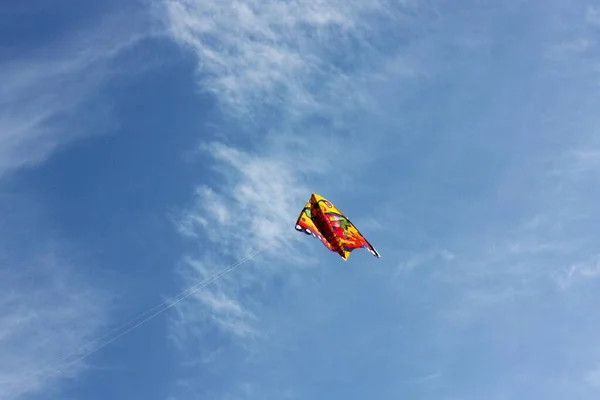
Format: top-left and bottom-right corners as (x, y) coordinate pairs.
(294, 193), (380, 260)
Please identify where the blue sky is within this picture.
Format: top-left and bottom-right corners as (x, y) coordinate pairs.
(2, 0), (600, 399)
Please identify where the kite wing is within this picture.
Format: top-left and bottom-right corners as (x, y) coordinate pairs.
(295, 193), (381, 260)
(326, 211), (380, 260)
(294, 199), (336, 252)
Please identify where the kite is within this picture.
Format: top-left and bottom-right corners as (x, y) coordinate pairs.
(294, 193), (380, 260)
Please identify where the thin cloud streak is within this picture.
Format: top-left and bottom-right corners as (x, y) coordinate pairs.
(0, 7), (152, 399)
(0, 8), (150, 178)
(163, 1), (432, 398)
(0, 195), (111, 400)
(164, 0), (389, 117)
(0, 258), (110, 400)
(170, 142), (316, 352)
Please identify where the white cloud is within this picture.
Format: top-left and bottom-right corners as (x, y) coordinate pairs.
(0, 195), (111, 400)
(162, 0), (420, 120)
(0, 7), (153, 399)
(570, 149), (600, 175)
(397, 248), (455, 275)
(584, 365), (600, 387)
(158, 0), (442, 371)
(433, 152), (600, 325)
(556, 255), (600, 290)
(176, 142), (311, 257)
(161, 2), (436, 398)
(170, 142), (318, 349)
(163, 0), (428, 254)
(0, 258), (109, 400)
(400, 372), (442, 385)
(586, 6), (600, 27)
(0, 8), (150, 178)
(544, 3), (600, 80)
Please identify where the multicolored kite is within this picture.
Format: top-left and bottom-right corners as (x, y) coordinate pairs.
(294, 193), (380, 260)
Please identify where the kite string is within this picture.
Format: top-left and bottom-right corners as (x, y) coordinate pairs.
(3, 249), (257, 395)
(4, 244), (272, 400)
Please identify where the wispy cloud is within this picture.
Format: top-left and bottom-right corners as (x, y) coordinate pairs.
(164, 0), (430, 268)
(162, 0), (426, 395)
(584, 364), (600, 387)
(162, 1), (428, 353)
(176, 142), (311, 257)
(0, 6), (152, 399)
(397, 248), (455, 275)
(0, 257), (109, 400)
(164, 0), (395, 119)
(556, 254), (600, 290)
(0, 195), (111, 400)
(587, 6), (600, 26)
(429, 138), (600, 329)
(169, 141), (318, 354)
(0, 8), (149, 178)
